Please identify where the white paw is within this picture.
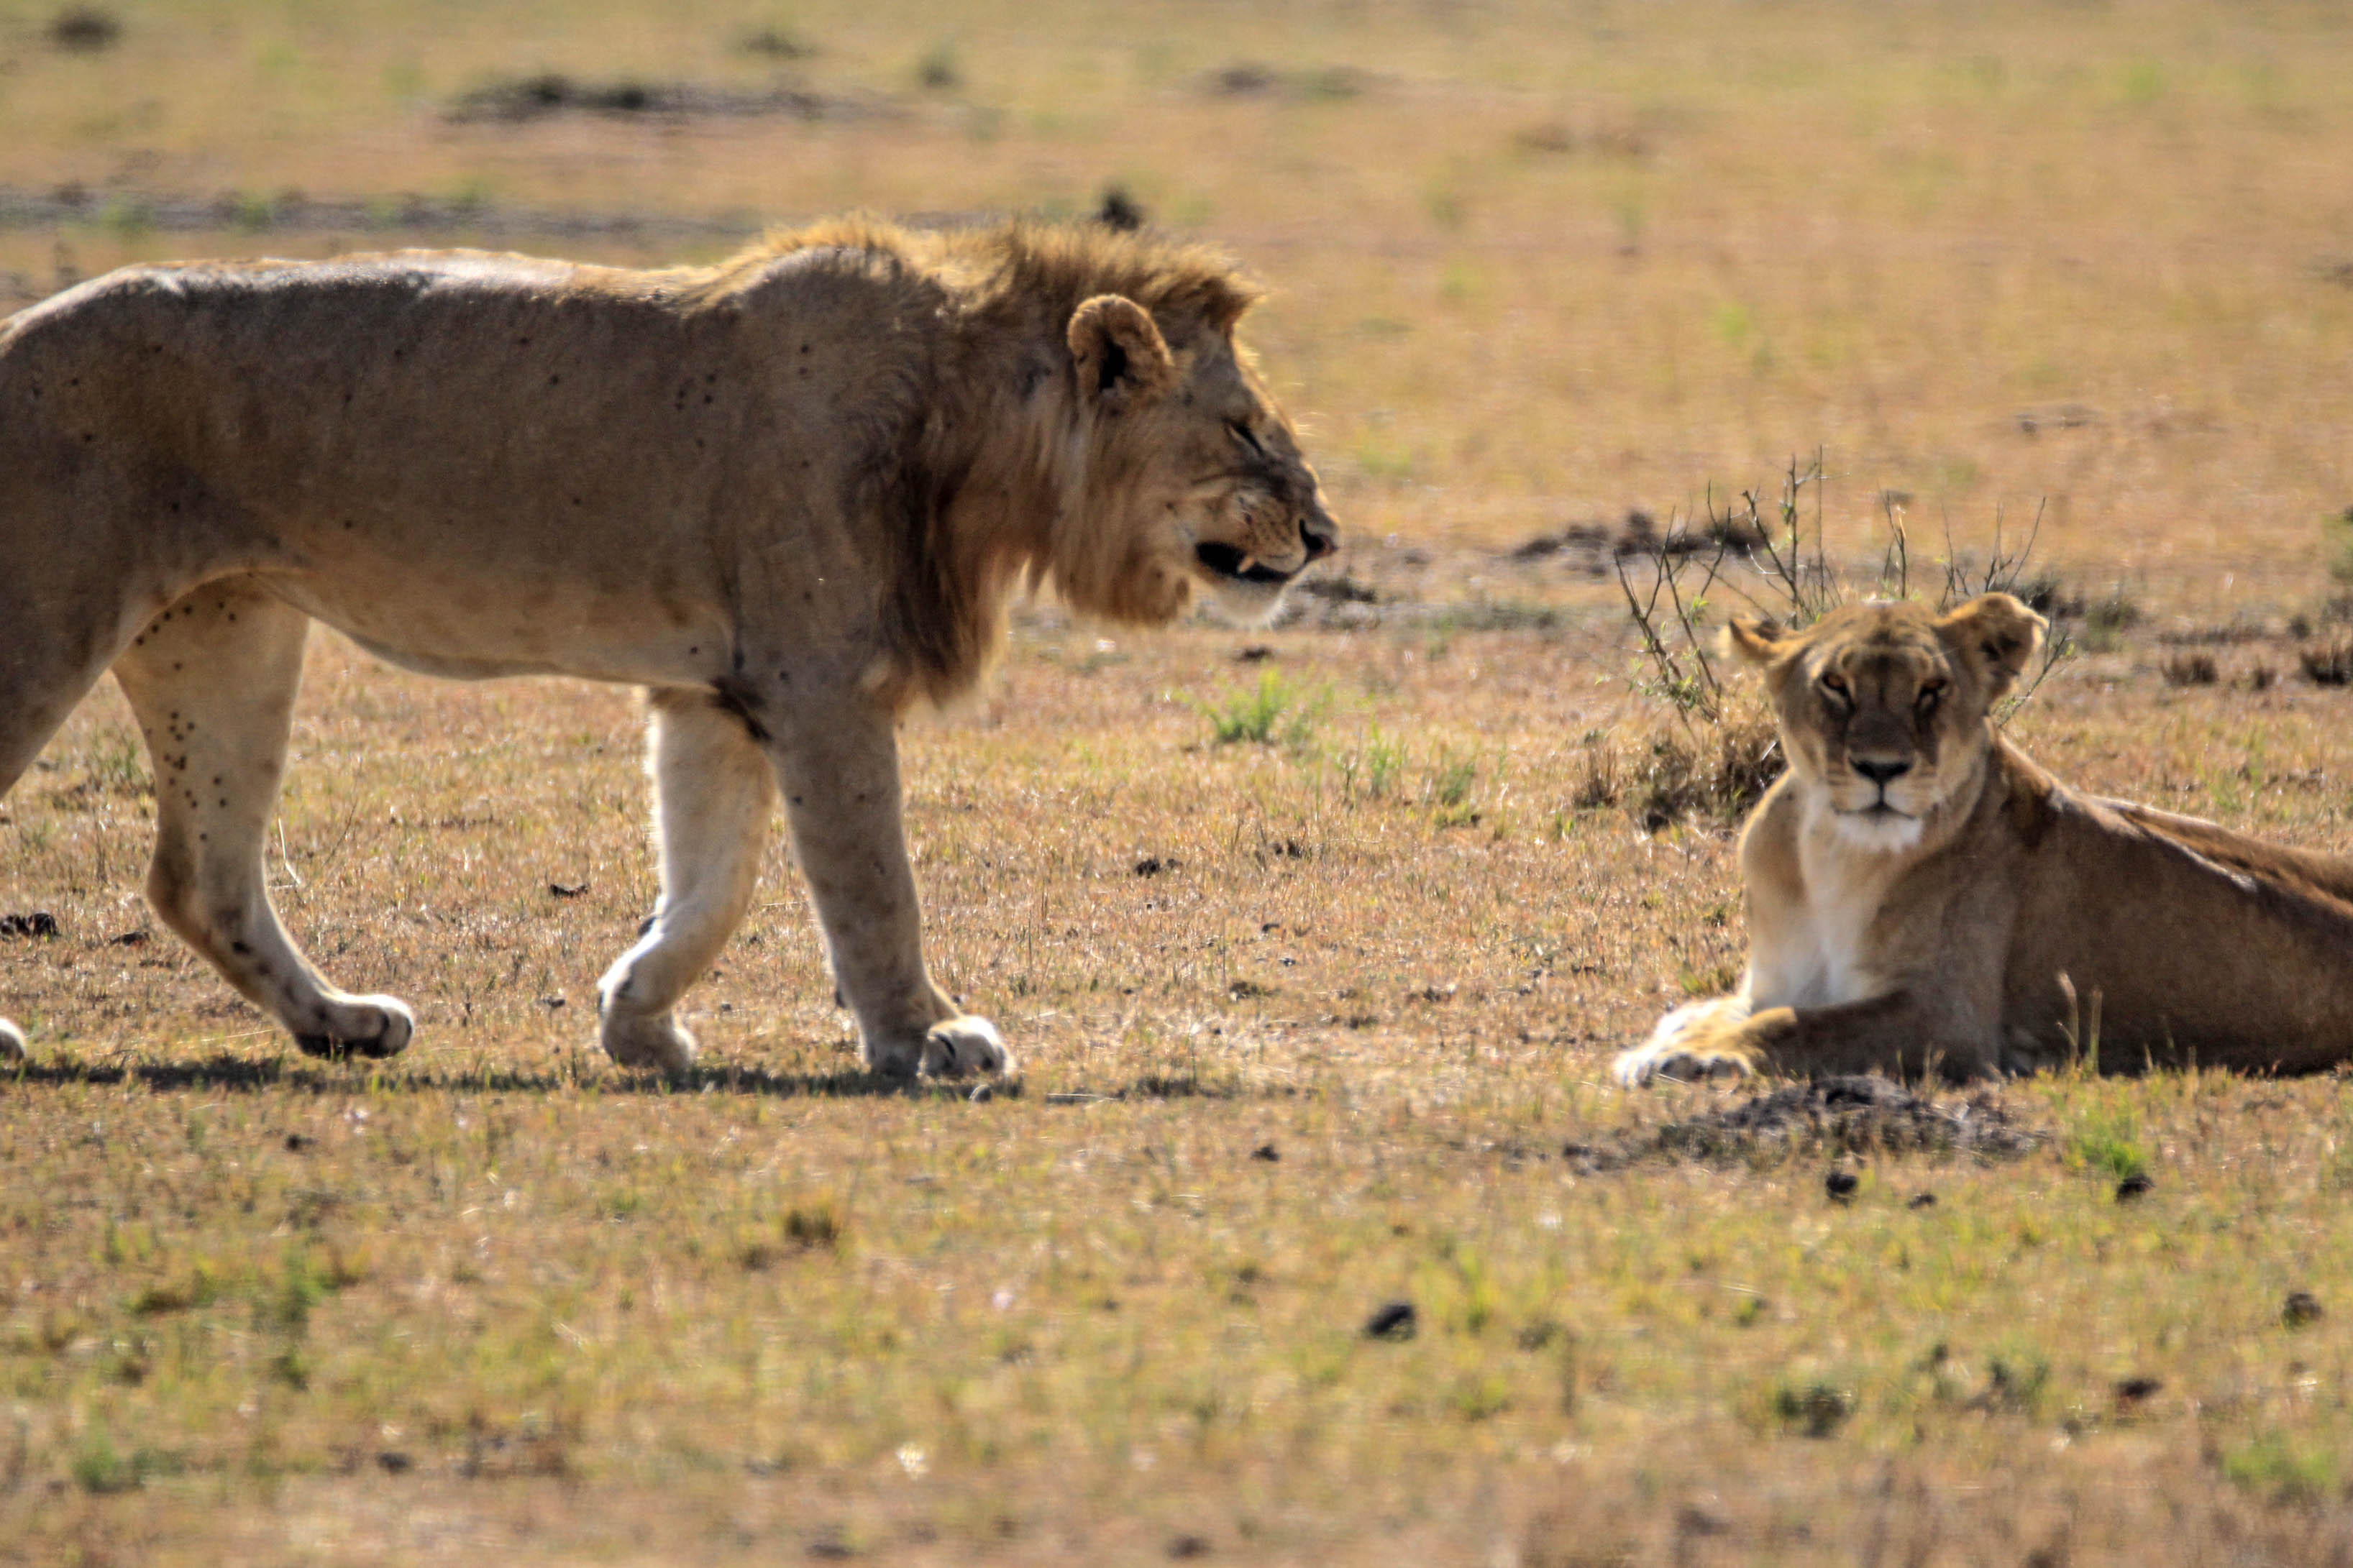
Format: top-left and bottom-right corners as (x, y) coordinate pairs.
(601, 1008), (698, 1075)
(0, 1018), (23, 1063)
(1612, 998), (1756, 1088)
(1612, 1041), (1756, 1088)
(294, 995), (416, 1060)
(920, 1014), (1011, 1079)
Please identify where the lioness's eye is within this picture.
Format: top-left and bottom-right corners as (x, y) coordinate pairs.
(1820, 672), (1849, 700)
(1917, 683), (1945, 715)
(1228, 421), (1264, 457)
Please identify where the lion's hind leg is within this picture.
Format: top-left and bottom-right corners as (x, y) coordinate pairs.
(0, 580), (165, 1063)
(596, 689), (777, 1073)
(112, 581), (414, 1058)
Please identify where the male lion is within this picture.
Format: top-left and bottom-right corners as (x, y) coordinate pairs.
(0, 218), (1335, 1075)
(1615, 592), (2353, 1085)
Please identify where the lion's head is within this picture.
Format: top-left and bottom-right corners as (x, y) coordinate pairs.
(1725, 594), (2046, 851)
(1051, 277), (1334, 625)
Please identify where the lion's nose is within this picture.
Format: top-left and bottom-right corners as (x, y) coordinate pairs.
(1853, 758), (1912, 787)
(1299, 508), (1338, 563)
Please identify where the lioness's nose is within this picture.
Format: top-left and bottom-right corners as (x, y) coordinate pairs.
(1853, 758), (1911, 787)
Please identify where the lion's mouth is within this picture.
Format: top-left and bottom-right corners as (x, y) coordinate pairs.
(1194, 542), (1297, 586)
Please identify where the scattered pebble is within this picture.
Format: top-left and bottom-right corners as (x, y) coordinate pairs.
(375, 1449), (414, 1475)
(2285, 1290), (2325, 1328)
(2114, 1376), (2163, 1406)
(1908, 1192), (1937, 1209)
(1168, 1535), (1212, 1559)
(0, 912), (58, 939)
(1364, 1301), (1417, 1341)
(2115, 1173), (2154, 1201)
(548, 881), (588, 898)
(1824, 1169), (1860, 1201)
(283, 1133), (314, 1153)
(1250, 1143), (1280, 1163)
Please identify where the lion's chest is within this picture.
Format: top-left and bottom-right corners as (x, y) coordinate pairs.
(1745, 833), (1909, 1011)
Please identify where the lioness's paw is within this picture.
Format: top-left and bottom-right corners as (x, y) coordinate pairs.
(1612, 1041), (1758, 1088)
(293, 996), (416, 1060)
(601, 1009), (698, 1076)
(921, 1015), (1011, 1079)
(0, 1018), (23, 1063)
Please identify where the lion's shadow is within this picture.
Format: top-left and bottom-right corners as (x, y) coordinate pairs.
(3, 1053), (1252, 1102)
(6, 1052), (953, 1100)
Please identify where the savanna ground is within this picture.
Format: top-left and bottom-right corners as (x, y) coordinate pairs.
(5, 0), (2353, 1562)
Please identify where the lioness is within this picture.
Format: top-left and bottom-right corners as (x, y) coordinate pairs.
(0, 219), (1335, 1075)
(1616, 592), (2353, 1085)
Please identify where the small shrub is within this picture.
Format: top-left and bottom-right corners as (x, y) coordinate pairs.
(1979, 1349), (2051, 1415)
(2327, 506), (2353, 585)
(1197, 670), (1318, 748)
(130, 1262), (221, 1316)
(2301, 639), (2353, 686)
(1095, 185), (1146, 231)
(70, 1436), (137, 1494)
(2162, 651), (2218, 687)
(2080, 584), (2142, 651)
(915, 42), (960, 91)
(2063, 1102), (2149, 1183)
(2223, 1433), (2335, 1504)
(1770, 1378), (1853, 1438)
(740, 1201), (844, 1267)
(736, 25), (812, 60)
(47, 6), (120, 52)
(1422, 751), (1479, 826)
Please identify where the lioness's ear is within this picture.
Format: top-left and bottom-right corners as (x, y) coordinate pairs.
(1717, 614), (1794, 669)
(1937, 592), (2047, 699)
(1067, 295), (1176, 413)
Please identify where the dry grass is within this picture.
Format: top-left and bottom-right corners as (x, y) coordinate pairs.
(11, 0), (2353, 1561)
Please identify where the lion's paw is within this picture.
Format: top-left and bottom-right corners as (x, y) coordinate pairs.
(293, 995), (416, 1060)
(1613, 1001), (1758, 1088)
(1612, 1041), (1758, 1087)
(601, 1008), (698, 1076)
(0, 1018), (23, 1064)
(920, 1014), (1011, 1080)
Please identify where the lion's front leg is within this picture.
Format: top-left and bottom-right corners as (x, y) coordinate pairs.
(597, 690), (777, 1074)
(765, 700), (1008, 1081)
(1618, 991), (2001, 1086)
(1612, 993), (1763, 1086)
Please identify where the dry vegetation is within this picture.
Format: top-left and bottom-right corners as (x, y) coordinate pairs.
(7, 1), (2353, 1562)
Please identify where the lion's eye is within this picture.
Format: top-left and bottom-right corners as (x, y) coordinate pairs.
(1228, 421), (1264, 458)
(1916, 683), (1945, 717)
(1820, 672), (1850, 703)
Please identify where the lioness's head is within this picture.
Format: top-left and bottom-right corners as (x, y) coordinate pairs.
(1725, 594), (2046, 851)
(1059, 290), (1337, 625)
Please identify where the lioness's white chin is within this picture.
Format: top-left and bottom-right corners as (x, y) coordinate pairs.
(1832, 807), (1926, 852)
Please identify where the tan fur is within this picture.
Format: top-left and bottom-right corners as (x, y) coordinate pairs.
(0, 217), (1335, 1073)
(1617, 593), (2353, 1085)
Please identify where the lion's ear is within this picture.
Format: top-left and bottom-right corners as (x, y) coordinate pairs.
(1717, 614), (1794, 669)
(1937, 592), (2047, 699)
(1067, 295), (1175, 413)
